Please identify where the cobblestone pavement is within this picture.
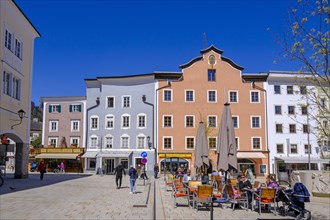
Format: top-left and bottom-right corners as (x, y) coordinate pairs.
(1, 173), (329, 220)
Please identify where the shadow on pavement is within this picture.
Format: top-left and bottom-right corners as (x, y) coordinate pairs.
(0, 173), (92, 195)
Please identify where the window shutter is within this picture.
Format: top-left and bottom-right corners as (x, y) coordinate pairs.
(78, 105), (81, 112)
(69, 105), (72, 112)
(49, 105), (52, 113)
(58, 105), (61, 113)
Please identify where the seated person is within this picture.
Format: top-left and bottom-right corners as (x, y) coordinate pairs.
(182, 169), (194, 187)
(266, 174), (279, 189)
(175, 168), (184, 178)
(238, 175), (253, 208)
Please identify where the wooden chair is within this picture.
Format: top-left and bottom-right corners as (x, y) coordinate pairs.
(225, 184), (249, 211)
(211, 176), (222, 189)
(255, 187), (277, 215)
(187, 180), (202, 207)
(229, 178), (238, 187)
(213, 183), (224, 199)
(253, 181), (260, 190)
(193, 185), (213, 211)
(164, 175), (174, 192)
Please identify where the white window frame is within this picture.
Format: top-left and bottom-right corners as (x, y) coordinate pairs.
(235, 137), (240, 150)
(137, 113), (146, 129)
(208, 136), (217, 150)
(290, 144), (298, 154)
(12, 76), (20, 100)
(49, 120), (58, 132)
(251, 116), (261, 128)
(90, 115), (99, 130)
(185, 89), (195, 102)
(259, 164), (267, 174)
(71, 120), (80, 132)
(207, 115), (217, 128)
(90, 135), (98, 149)
(122, 95), (131, 108)
(163, 115), (173, 128)
(232, 115), (239, 129)
(48, 137), (58, 147)
(163, 136), (173, 150)
(163, 89), (173, 102)
(251, 137), (262, 150)
(121, 134), (130, 149)
(14, 38), (23, 60)
(5, 29), (13, 51)
(250, 90), (260, 103)
(276, 144), (284, 154)
(207, 90), (217, 103)
(275, 105), (282, 115)
(70, 137), (79, 146)
(274, 85), (281, 94)
(121, 114), (130, 129)
(106, 96), (115, 108)
(228, 90), (238, 103)
(105, 135), (113, 149)
(185, 115), (195, 128)
(185, 136), (195, 150)
(137, 134), (146, 149)
(105, 114), (115, 129)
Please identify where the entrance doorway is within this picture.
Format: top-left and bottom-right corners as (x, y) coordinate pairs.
(238, 159), (255, 175)
(160, 158), (189, 174)
(105, 159), (114, 174)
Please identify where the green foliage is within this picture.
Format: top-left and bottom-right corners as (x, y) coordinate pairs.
(30, 136), (41, 148)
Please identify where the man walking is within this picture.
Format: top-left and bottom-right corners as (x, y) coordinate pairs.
(128, 165), (138, 194)
(114, 163), (126, 189)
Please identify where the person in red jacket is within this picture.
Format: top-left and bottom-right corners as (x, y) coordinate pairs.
(38, 161), (46, 180)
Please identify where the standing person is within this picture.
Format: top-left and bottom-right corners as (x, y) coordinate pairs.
(154, 164), (159, 179)
(128, 165), (138, 194)
(38, 161), (46, 181)
(140, 165), (148, 180)
(60, 161), (65, 173)
(114, 163), (126, 189)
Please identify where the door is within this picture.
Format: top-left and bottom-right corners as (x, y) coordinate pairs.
(105, 159), (114, 174)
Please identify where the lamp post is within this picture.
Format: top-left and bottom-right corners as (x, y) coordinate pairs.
(11, 109), (26, 129)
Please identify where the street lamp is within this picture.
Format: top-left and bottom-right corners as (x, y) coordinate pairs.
(11, 109), (26, 129)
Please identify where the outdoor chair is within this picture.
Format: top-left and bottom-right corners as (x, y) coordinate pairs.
(225, 184), (249, 211)
(164, 174), (174, 192)
(193, 185), (213, 211)
(187, 180), (202, 207)
(211, 176), (222, 189)
(172, 181), (189, 208)
(255, 187), (277, 215)
(229, 178), (238, 187)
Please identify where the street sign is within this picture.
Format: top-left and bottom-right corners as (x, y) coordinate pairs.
(141, 158), (147, 164)
(141, 151), (148, 158)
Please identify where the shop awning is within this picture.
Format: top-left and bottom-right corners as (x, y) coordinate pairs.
(237, 152), (266, 159)
(81, 151), (98, 158)
(275, 156), (330, 164)
(35, 153), (79, 159)
(97, 151), (132, 158)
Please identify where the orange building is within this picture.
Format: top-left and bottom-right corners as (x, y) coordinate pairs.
(157, 45), (269, 177)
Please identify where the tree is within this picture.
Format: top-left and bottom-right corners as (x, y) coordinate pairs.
(278, 0), (330, 146)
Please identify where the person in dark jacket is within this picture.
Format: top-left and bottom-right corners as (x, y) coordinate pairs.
(114, 163), (126, 189)
(238, 175), (253, 208)
(128, 165), (138, 194)
(38, 161), (46, 180)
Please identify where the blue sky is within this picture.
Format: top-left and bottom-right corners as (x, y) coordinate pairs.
(15, 0), (301, 104)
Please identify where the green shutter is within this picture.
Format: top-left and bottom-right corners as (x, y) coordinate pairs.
(78, 105), (81, 112)
(49, 105), (52, 113)
(58, 105), (61, 113)
(69, 105), (72, 112)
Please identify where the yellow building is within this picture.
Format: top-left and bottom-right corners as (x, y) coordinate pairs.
(0, 0), (40, 178)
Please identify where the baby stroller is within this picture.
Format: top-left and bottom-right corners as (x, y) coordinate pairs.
(276, 182), (311, 220)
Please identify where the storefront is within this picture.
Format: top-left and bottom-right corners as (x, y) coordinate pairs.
(159, 153), (192, 174)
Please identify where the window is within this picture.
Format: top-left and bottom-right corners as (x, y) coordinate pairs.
(105, 136), (113, 148)
(208, 55), (216, 65)
(164, 116), (172, 127)
(49, 121), (58, 132)
(185, 90), (194, 102)
(250, 91), (259, 103)
(288, 106), (295, 115)
(12, 77), (20, 100)
(287, 85), (294, 94)
(164, 90), (172, 101)
(276, 124), (283, 133)
(274, 85), (281, 94)
(290, 144), (298, 154)
(122, 96), (130, 108)
(289, 124), (296, 133)
(232, 116), (238, 128)
(185, 116), (194, 128)
(90, 136), (98, 149)
(105, 115), (114, 129)
(186, 137), (194, 149)
(5, 29), (13, 51)
(137, 114), (146, 128)
(88, 158), (96, 169)
(322, 120), (328, 129)
(208, 116), (216, 128)
(259, 165), (267, 174)
(15, 39), (22, 59)
(70, 104), (81, 112)
(208, 69), (216, 81)
(276, 144), (284, 153)
(71, 120), (79, 132)
(303, 124), (309, 133)
(122, 115), (130, 128)
(48, 137), (57, 147)
(252, 137), (261, 150)
(70, 137), (79, 146)
(208, 90), (216, 102)
(300, 85), (307, 94)
(275, 105), (282, 115)
(107, 97), (115, 108)
(251, 116), (260, 128)
(229, 91), (238, 103)
(49, 105), (61, 113)
(90, 116), (98, 129)
(121, 135), (129, 148)
(301, 106), (308, 115)
(3, 71), (10, 96)
(163, 137), (172, 149)
(235, 137), (239, 149)
(137, 136), (145, 149)
(304, 144), (311, 154)
(208, 137), (216, 150)
(320, 98), (327, 109)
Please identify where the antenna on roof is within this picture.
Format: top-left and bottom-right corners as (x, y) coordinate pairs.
(203, 32), (207, 48)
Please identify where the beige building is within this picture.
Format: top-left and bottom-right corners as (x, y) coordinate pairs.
(158, 45), (269, 177)
(0, 0), (40, 178)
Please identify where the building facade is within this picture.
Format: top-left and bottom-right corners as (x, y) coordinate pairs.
(0, 0), (40, 178)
